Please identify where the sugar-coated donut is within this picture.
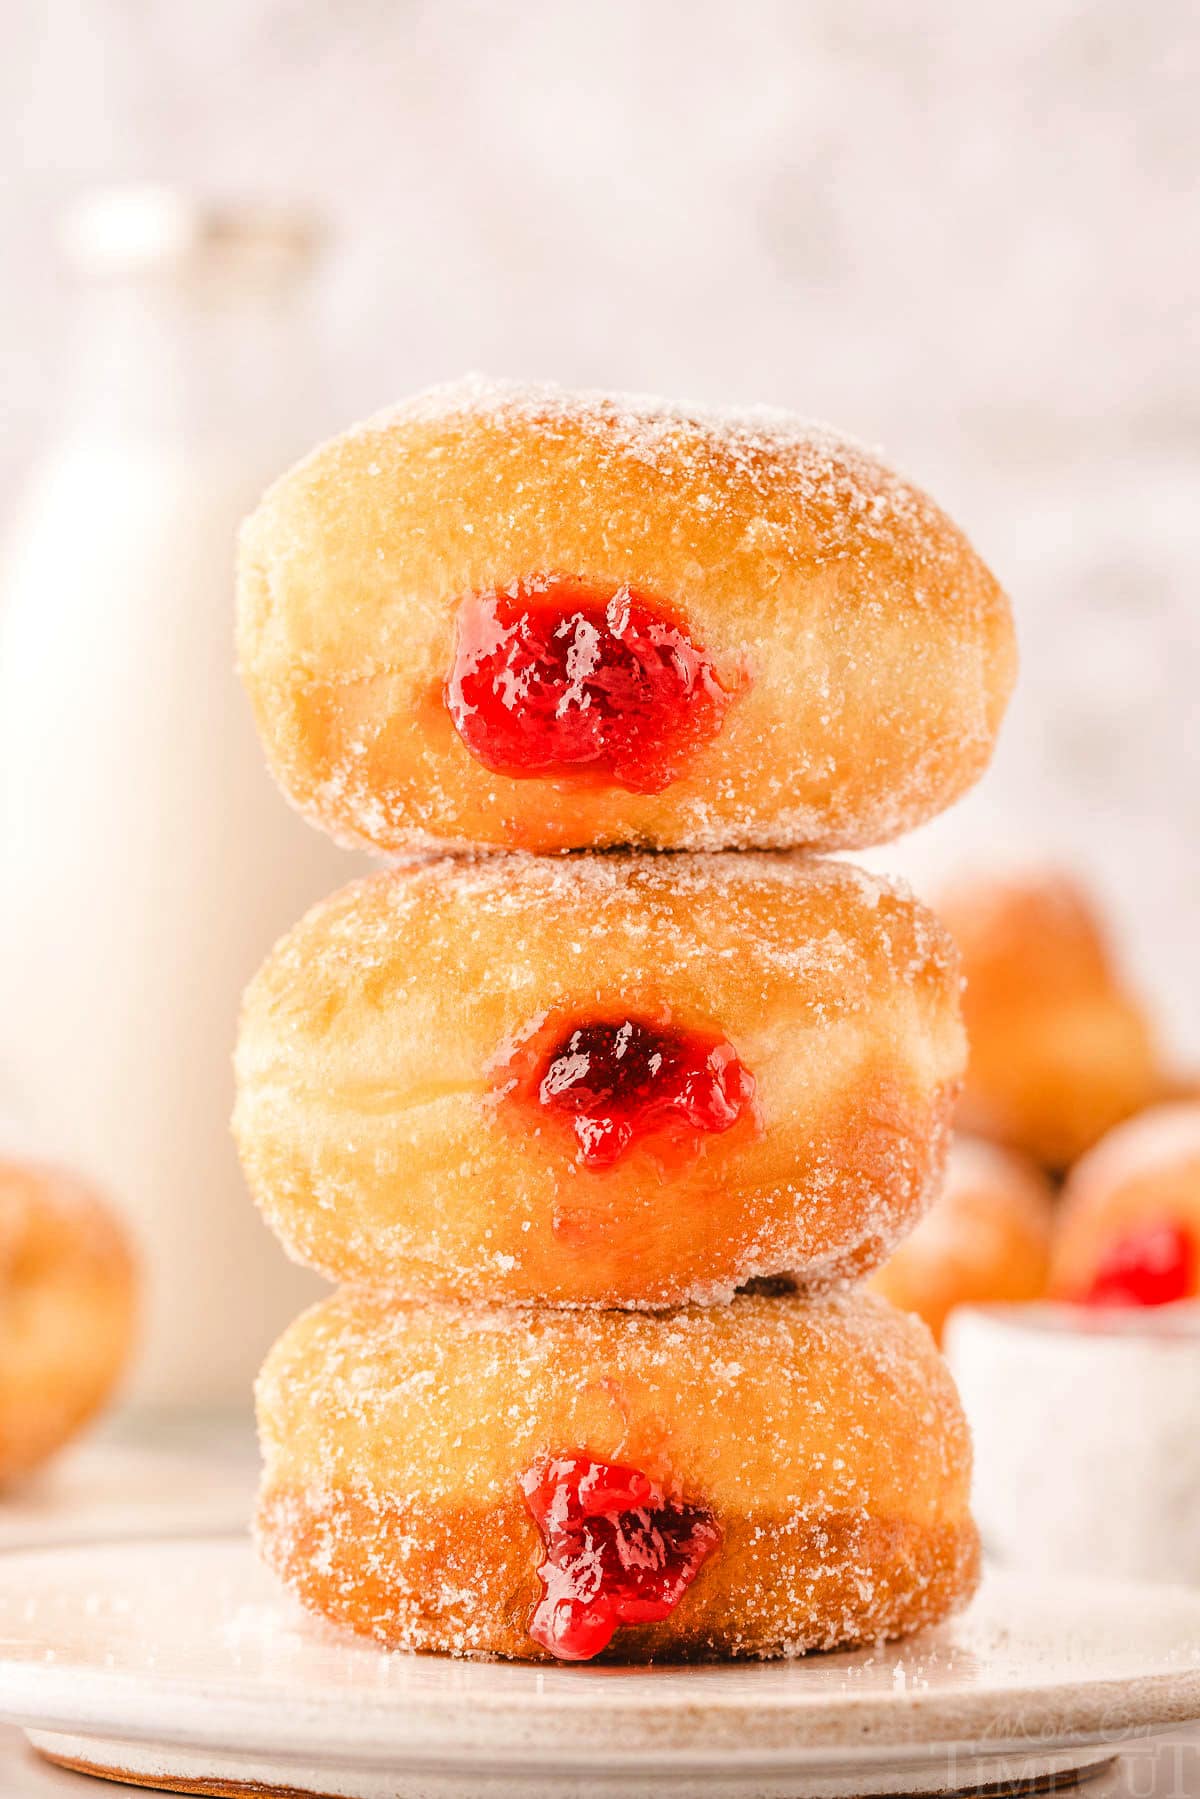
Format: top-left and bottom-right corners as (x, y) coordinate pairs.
(871, 1136), (1054, 1342)
(936, 869), (1159, 1170)
(237, 378), (1015, 856)
(234, 853), (965, 1306)
(256, 1287), (978, 1662)
(1050, 1103), (1200, 1307)
(0, 1159), (137, 1482)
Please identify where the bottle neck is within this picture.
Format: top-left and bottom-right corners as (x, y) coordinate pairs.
(61, 274), (322, 457)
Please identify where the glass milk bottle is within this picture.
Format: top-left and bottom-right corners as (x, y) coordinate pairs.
(0, 187), (357, 1407)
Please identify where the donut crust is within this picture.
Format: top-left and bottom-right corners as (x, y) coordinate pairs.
(234, 853), (965, 1306)
(237, 378), (1015, 856)
(255, 1287), (979, 1661)
(871, 1136), (1053, 1341)
(1049, 1102), (1200, 1300)
(937, 870), (1159, 1169)
(0, 1160), (137, 1483)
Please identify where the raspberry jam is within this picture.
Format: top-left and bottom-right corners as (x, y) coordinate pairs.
(1082, 1221), (1195, 1308)
(519, 1453), (720, 1661)
(444, 577), (733, 791)
(532, 1016), (756, 1169)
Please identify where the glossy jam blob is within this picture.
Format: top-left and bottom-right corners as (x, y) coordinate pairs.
(519, 1453), (720, 1661)
(444, 577), (733, 791)
(1082, 1220), (1195, 1308)
(534, 1017), (756, 1168)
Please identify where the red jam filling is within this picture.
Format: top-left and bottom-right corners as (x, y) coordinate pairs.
(532, 1016), (756, 1169)
(519, 1453), (720, 1661)
(444, 576), (733, 792)
(1081, 1220), (1195, 1308)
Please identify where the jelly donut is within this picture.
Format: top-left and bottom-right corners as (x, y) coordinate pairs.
(0, 1158), (137, 1483)
(937, 869), (1158, 1169)
(237, 378), (1015, 855)
(871, 1136), (1054, 1342)
(1050, 1103), (1200, 1308)
(256, 1286), (979, 1661)
(234, 853), (965, 1306)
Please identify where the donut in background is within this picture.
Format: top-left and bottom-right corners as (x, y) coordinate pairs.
(237, 378), (1015, 856)
(871, 1135), (1054, 1342)
(1050, 1102), (1200, 1307)
(936, 868), (1159, 1170)
(0, 1158), (137, 1483)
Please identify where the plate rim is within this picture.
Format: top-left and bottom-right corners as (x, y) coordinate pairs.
(0, 1535), (1197, 1767)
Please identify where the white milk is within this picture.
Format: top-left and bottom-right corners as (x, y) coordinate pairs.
(0, 192), (358, 1404)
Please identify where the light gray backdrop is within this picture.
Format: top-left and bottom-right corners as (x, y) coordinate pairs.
(4, 0), (1198, 1055)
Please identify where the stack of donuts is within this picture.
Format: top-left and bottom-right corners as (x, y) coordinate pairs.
(234, 379), (1015, 1662)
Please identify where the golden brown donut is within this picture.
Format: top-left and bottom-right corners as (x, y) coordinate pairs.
(237, 378), (1015, 856)
(936, 868), (1159, 1170)
(234, 853), (965, 1306)
(870, 1136), (1054, 1342)
(0, 1158), (137, 1482)
(256, 1287), (979, 1662)
(1050, 1103), (1200, 1307)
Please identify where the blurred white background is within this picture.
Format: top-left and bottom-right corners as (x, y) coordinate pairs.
(4, 2), (1197, 1007)
(1, 0), (1197, 1396)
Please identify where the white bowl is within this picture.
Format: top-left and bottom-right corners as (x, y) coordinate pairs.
(947, 1300), (1200, 1584)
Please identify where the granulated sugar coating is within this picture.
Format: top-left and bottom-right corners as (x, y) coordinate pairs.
(237, 376), (1015, 855)
(234, 852), (966, 1306)
(255, 1286), (979, 1662)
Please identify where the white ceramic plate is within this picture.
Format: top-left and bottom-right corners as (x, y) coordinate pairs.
(0, 1536), (1197, 1799)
